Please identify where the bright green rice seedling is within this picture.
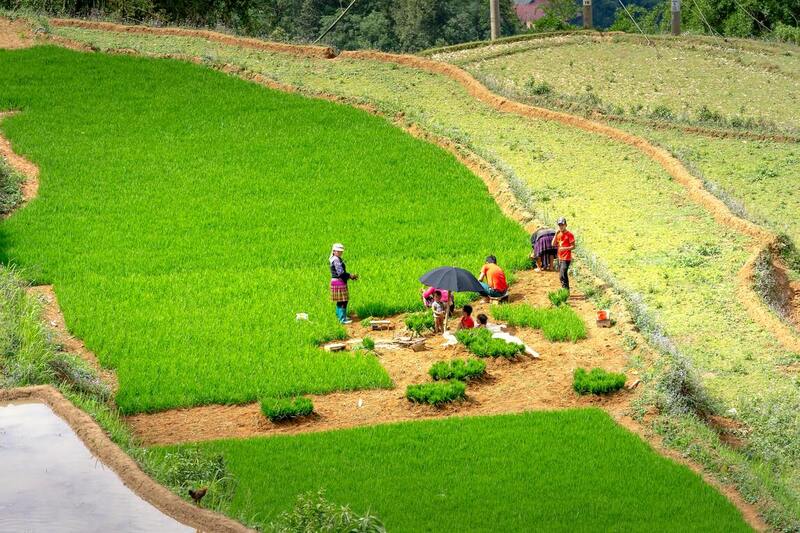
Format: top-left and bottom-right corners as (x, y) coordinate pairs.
(163, 409), (751, 531)
(0, 48), (526, 413)
(491, 304), (587, 342)
(428, 358), (486, 382)
(405, 380), (466, 405)
(572, 368), (627, 395)
(361, 336), (376, 351)
(547, 288), (570, 307)
(260, 397), (314, 422)
(404, 312), (435, 335)
(455, 328), (525, 358)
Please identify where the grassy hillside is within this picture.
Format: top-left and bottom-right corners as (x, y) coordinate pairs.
(157, 409), (750, 531)
(0, 46), (527, 413)
(438, 33), (800, 131)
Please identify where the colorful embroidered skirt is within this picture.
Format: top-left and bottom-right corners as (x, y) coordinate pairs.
(330, 279), (349, 302)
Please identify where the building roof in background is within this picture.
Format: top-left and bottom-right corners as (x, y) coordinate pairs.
(516, 0), (549, 23)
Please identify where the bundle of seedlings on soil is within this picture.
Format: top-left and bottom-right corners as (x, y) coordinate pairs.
(491, 304), (586, 342)
(455, 328), (525, 358)
(429, 358), (486, 382)
(405, 312), (435, 335)
(548, 288), (570, 307)
(361, 336), (376, 351)
(406, 380), (466, 405)
(572, 368), (626, 395)
(261, 396), (314, 421)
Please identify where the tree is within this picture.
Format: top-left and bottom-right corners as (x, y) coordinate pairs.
(543, 0), (580, 24)
(296, 0), (322, 40)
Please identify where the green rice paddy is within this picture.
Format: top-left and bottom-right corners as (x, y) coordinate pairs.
(0, 46), (526, 413)
(157, 409), (750, 531)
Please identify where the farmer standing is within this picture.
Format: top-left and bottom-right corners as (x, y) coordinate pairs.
(329, 243), (358, 324)
(552, 217), (575, 291)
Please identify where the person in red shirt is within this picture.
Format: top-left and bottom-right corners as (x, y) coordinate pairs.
(478, 255), (508, 297)
(552, 217), (575, 291)
(458, 305), (476, 330)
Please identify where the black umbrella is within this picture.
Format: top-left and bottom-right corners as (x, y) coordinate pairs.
(419, 266), (487, 294)
(419, 267), (487, 332)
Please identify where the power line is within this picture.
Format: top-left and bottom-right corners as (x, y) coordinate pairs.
(732, 0), (771, 33)
(314, 0), (358, 44)
(616, 0), (654, 48)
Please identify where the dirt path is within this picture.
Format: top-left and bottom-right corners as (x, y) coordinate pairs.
(28, 285), (119, 391)
(0, 112), (39, 207)
(0, 17), (33, 49)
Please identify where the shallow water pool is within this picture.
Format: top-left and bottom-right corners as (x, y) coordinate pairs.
(0, 401), (192, 532)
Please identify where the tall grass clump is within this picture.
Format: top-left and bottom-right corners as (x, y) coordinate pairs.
(147, 448), (235, 511)
(0, 47), (528, 413)
(270, 490), (385, 533)
(261, 397), (314, 422)
(428, 358), (486, 382)
(455, 328), (524, 358)
(405, 380), (466, 405)
(0, 157), (22, 216)
(491, 304), (587, 342)
(573, 368), (626, 395)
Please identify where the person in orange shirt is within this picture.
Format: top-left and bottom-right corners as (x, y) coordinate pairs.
(552, 217), (575, 291)
(478, 255), (508, 297)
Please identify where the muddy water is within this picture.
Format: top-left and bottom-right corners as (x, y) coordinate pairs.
(0, 401), (192, 533)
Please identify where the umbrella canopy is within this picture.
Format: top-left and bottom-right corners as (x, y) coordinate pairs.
(419, 266), (487, 294)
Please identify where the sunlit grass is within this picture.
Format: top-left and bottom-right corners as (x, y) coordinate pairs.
(156, 409), (751, 531)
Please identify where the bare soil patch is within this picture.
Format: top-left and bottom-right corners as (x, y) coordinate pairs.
(0, 17), (33, 49)
(127, 268), (635, 446)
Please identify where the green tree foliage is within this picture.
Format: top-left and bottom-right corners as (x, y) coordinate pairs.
(0, 0), (520, 51)
(609, 0), (800, 38)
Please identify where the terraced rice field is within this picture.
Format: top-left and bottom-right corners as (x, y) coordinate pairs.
(437, 34), (800, 130)
(43, 26), (800, 521)
(0, 46), (526, 413)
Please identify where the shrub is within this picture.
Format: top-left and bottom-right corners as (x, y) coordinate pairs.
(404, 312), (434, 335)
(695, 105), (723, 125)
(147, 448), (235, 510)
(362, 336), (375, 351)
(270, 490), (385, 533)
(429, 358), (486, 382)
(406, 380), (466, 405)
(261, 397), (314, 422)
(455, 328), (525, 358)
(772, 22), (800, 46)
(650, 105), (674, 120)
(547, 288), (570, 307)
(525, 78), (553, 96)
(490, 304), (587, 342)
(572, 368), (626, 395)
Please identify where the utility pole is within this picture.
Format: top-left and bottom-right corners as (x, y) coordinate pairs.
(671, 0), (681, 35)
(583, 0), (593, 29)
(490, 0), (500, 40)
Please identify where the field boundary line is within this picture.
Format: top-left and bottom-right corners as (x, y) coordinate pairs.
(0, 385), (255, 533)
(50, 18), (336, 58)
(0, 111), (39, 210)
